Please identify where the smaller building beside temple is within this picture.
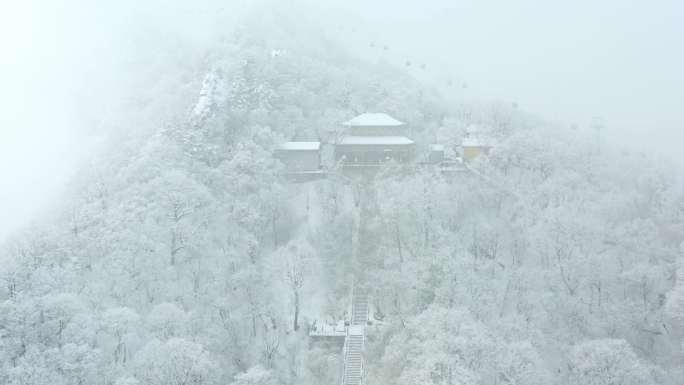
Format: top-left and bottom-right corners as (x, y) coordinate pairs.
(461, 125), (494, 160)
(274, 141), (321, 172)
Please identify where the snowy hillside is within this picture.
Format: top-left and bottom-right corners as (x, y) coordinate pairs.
(1, 5), (684, 385)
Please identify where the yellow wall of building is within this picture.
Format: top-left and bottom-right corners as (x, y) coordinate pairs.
(463, 146), (483, 160)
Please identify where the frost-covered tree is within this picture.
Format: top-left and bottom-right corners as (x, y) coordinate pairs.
(133, 338), (217, 385)
(568, 339), (653, 385)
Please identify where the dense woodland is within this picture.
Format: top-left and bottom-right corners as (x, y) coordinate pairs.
(1, 7), (684, 385)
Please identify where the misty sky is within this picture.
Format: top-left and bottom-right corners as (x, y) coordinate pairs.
(320, 0), (684, 150)
(1, 0), (683, 241)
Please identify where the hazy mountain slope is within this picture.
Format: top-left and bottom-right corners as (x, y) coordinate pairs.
(0, 10), (449, 385)
(364, 128), (683, 385)
(1, 6), (683, 385)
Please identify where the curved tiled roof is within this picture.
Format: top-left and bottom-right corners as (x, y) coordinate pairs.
(342, 113), (405, 127)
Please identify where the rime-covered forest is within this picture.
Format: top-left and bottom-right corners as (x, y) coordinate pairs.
(1, 5), (684, 385)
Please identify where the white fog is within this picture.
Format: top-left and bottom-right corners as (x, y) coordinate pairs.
(1, 1), (683, 384)
(2, 0), (683, 241)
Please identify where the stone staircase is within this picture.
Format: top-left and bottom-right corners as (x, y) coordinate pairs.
(342, 327), (364, 385)
(351, 289), (369, 326)
(342, 286), (369, 385)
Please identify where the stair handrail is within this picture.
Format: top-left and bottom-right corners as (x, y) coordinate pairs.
(340, 330), (349, 385)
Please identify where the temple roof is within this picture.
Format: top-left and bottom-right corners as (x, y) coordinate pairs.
(342, 113), (405, 127)
(277, 142), (321, 151)
(462, 137), (493, 147)
(339, 136), (414, 145)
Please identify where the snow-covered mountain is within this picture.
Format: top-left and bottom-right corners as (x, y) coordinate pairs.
(1, 5), (683, 385)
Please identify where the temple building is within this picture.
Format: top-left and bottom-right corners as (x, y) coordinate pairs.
(427, 144), (445, 163)
(335, 113), (415, 165)
(461, 125), (493, 160)
(274, 141), (321, 172)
